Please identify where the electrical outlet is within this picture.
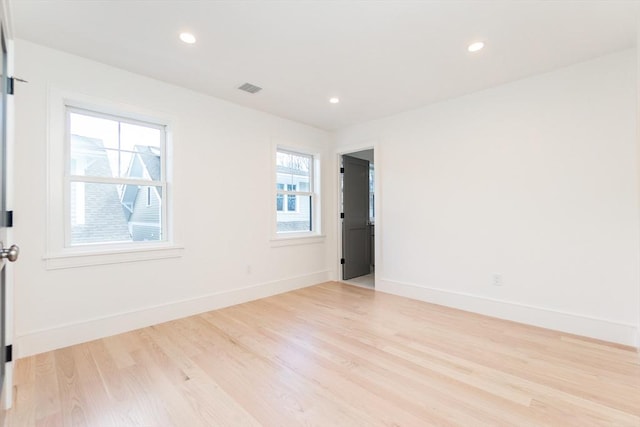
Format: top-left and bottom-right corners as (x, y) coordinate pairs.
(247, 265), (252, 274)
(493, 273), (503, 286)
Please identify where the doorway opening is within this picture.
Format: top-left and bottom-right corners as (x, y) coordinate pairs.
(340, 149), (375, 288)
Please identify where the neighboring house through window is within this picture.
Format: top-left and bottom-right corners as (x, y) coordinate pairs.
(276, 184), (297, 212)
(275, 149), (317, 234)
(68, 107), (167, 245)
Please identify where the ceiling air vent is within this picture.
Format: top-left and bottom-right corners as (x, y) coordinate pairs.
(238, 82), (262, 94)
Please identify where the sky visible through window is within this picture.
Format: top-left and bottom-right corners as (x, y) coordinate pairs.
(69, 113), (160, 178)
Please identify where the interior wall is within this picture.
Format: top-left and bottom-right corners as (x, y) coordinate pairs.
(13, 40), (336, 357)
(335, 49), (640, 346)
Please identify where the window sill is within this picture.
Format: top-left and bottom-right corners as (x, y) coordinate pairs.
(43, 244), (184, 270)
(270, 234), (326, 248)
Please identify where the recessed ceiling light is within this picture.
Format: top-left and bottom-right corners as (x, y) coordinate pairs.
(179, 32), (196, 44)
(329, 97), (340, 104)
(468, 41), (485, 52)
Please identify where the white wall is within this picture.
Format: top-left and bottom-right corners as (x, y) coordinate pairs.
(12, 40), (639, 355)
(13, 40), (336, 357)
(336, 49), (640, 346)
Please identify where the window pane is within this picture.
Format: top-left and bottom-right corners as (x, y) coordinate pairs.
(277, 195), (312, 233)
(276, 169), (294, 187)
(120, 122), (161, 151)
(287, 194), (296, 211)
(121, 146), (161, 181)
(70, 137), (118, 178)
(118, 150), (134, 178)
(283, 152), (311, 177)
(69, 112), (119, 150)
(70, 182), (162, 245)
(70, 112), (161, 181)
(276, 151), (311, 189)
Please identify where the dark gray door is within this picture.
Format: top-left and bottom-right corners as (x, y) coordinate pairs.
(342, 155), (370, 280)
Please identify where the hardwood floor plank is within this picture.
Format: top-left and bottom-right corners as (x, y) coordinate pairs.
(219, 295), (537, 424)
(4, 355), (35, 427)
(34, 352), (60, 423)
(4, 282), (640, 426)
(142, 323), (263, 427)
(193, 317), (375, 426)
(201, 310), (428, 426)
(100, 334), (135, 371)
(53, 346), (90, 426)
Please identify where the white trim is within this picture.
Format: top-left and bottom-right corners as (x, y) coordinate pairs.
(0, 0), (14, 408)
(270, 234), (326, 247)
(127, 220), (161, 227)
(67, 105), (166, 130)
(47, 87), (176, 265)
(15, 270), (330, 358)
(336, 141), (379, 283)
(43, 244), (184, 270)
(377, 277), (639, 347)
(271, 142), (322, 239)
(69, 175), (162, 187)
(636, 23), (640, 357)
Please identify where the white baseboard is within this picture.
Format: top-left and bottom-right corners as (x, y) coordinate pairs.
(16, 270), (330, 358)
(377, 278), (639, 348)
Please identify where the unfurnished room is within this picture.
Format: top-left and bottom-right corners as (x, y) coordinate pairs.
(0, 0), (638, 425)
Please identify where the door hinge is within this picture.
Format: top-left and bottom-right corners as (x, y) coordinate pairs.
(7, 76), (27, 96)
(5, 345), (12, 363)
(2, 210), (13, 227)
(340, 258), (345, 265)
(340, 167), (344, 173)
(340, 212), (344, 219)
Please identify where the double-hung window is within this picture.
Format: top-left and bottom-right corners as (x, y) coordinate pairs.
(275, 149), (316, 234)
(67, 107), (167, 246)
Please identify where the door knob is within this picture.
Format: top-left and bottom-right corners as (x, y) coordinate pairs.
(0, 244), (19, 262)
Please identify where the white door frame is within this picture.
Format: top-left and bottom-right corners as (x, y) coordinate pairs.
(0, 0), (14, 410)
(335, 141), (380, 284)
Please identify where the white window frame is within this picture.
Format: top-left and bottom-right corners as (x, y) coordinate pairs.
(272, 145), (323, 245)
(44, 88), (183, 269)
(65, 106), (167, 247)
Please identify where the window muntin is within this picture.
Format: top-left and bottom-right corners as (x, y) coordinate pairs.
(287, 186), (297, 211)
(276, 184), (298, 212)
(67, 107), (167, 246)
(276, 149), (314, 233)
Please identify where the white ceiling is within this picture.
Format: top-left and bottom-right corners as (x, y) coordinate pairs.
(10, 1), (640, 131)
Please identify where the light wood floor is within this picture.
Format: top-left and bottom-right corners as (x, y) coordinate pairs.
(3, 282), (640, 426)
